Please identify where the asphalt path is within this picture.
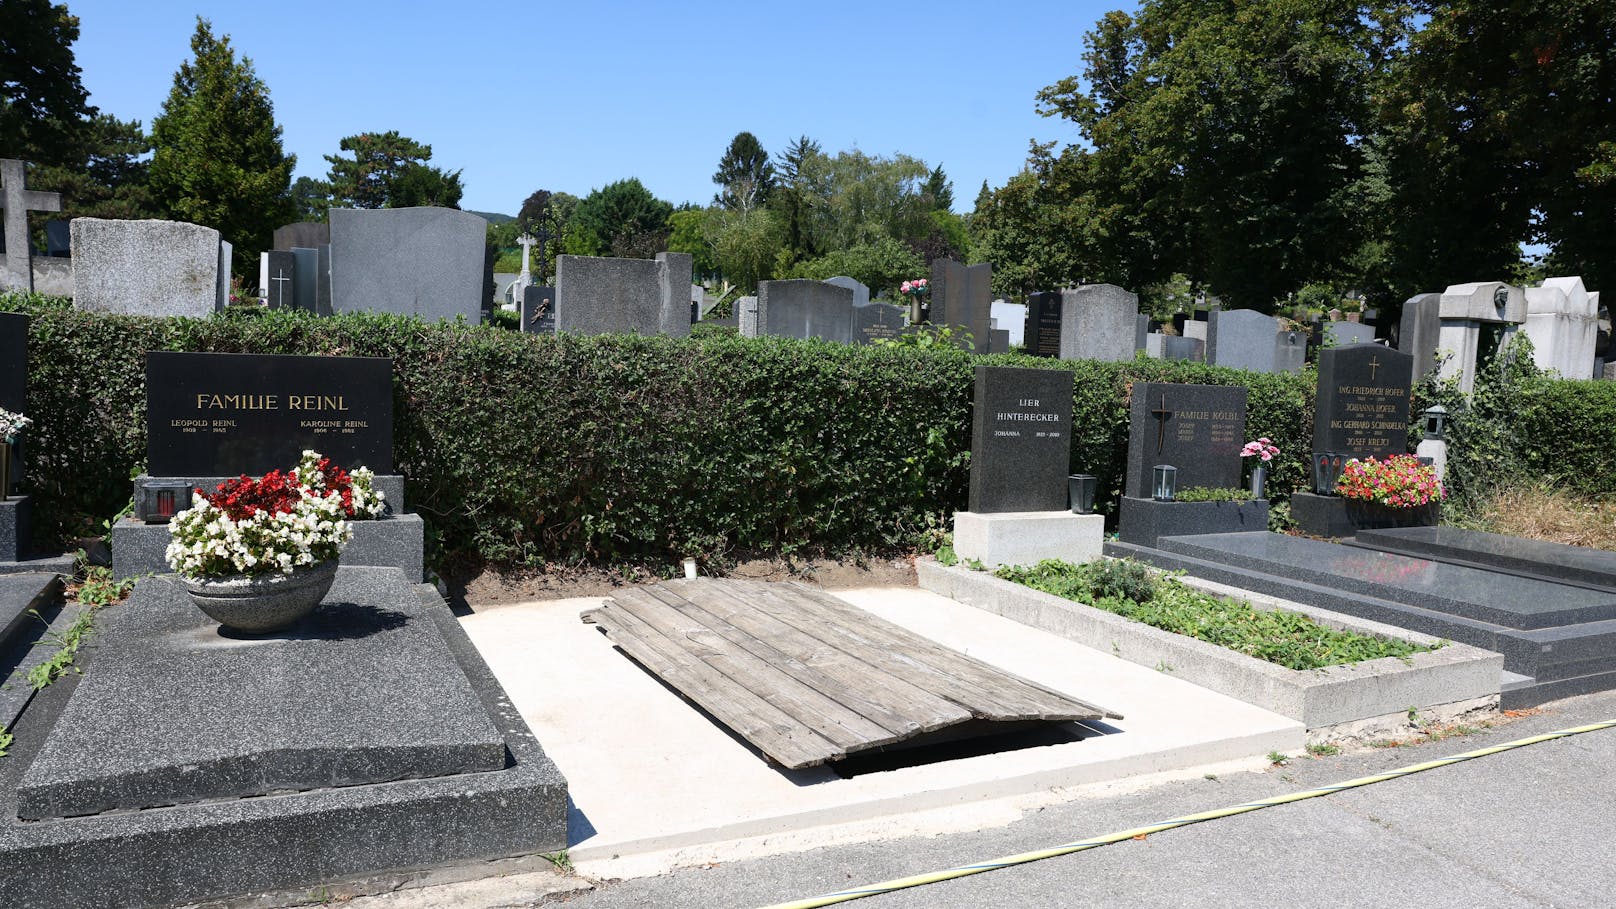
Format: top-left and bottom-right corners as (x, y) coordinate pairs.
(549, 690), (1616, 909)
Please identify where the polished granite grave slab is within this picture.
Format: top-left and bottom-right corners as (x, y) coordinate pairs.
(1352, 526), (1616, 591)
(0, 567), (568, 909)
(1106, 532), (1616, 707)
(1155, 532), (1616, 630)
(18, 569), (506, 820)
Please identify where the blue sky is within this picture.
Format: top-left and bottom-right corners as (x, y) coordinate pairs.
(64, 0), (1127, 215)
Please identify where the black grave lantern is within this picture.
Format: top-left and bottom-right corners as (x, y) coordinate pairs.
(1068, 474), (1098, 514)
(135, 478), (196, 524)
(1152, 465), (1177, 501)
(1422, 405), (1449, 441)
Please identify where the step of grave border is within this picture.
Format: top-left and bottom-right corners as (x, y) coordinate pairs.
(110, 512), (423, 583)
(0, 596), (80, 733)
(1104, 539), (1616, 702)
(1347, 526), (1616, 593)
(0, 567), (568, 909)
(0, 554), (75, 578)
(916, 560), (1500, 732)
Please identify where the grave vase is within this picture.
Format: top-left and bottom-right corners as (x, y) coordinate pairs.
(1248, 466), (1268, 500)
(180, 559), (339, 634)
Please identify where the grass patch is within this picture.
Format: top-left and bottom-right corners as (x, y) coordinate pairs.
(993, 558), (1442, 671)
(1470, 484), (1616, 551)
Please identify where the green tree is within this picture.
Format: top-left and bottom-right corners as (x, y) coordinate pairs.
(788, 237), (924, 297)
(923, 164), (954, 212)
(566, 178), (673, 257)
(708, 206), (782, 292)
(772, 134), (829, 261)
(324, 130), (462, 209)
(287, 176), (330, 221)
(969, 146), (1109, 298)
(0, 0), (92, 167)
(30, 114), (157, 225)
(148, 17), (295, 274)
(713, 131), (775, 212)
(1035, 1), (1395, 310)
(667, 206), (719, 277)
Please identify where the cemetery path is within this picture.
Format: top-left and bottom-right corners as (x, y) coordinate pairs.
(522, 691), (1616, 909)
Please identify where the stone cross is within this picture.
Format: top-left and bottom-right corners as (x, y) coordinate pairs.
(1, 159), (63, 292)
(512, 233), (537, 303)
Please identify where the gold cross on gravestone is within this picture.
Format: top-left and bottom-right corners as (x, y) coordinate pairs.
(1367, 355), (1381, 380)
(1151, 392), (1172, 455)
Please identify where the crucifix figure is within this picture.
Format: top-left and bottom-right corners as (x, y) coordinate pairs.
(270, 267), (291, 308)
(1151, 392), (1173, 455)
(0, 159), (63, 292)
(1367, 355), (1381, 380)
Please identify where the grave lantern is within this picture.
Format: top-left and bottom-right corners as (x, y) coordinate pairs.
(1151, 465), (1177, 501)
(135, 478), (195, 524)
(1068, 474), (1098, 514)
(1422, 405), (1449, 441)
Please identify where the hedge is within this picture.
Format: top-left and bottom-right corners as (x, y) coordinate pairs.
(16, 295), (1564, 571)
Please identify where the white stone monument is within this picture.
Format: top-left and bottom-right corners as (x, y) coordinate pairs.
(1437, 281), (1526, 393)
(1522, 276), (1597, 380)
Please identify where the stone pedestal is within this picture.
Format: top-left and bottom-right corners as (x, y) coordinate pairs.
(0, 495), (29, 563)
(952, 511), (1104, 569)
(1291, 491), (1438, 539)
(1116, 496), (1269, 548)
(112, 513), (424, 582)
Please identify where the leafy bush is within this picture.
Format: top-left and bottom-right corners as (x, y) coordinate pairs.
(996, 559), (1439, 670)
(1174, 486), (1255, 503)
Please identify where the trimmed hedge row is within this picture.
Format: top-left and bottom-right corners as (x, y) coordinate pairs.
(24, 296), (1586, 569)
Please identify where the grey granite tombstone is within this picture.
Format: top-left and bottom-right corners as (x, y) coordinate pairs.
(1398, 293), (1442, 381)
(931, 259), (992, 352)
(1207, 309), (1282, 372)
(1314, 344), (1413, 462)
(1125, 382), (1247, 498)
(329, 207), (485, 323)
(852, 300), (907, 344)
(1057, 284), (1139, 362)
(1145, 332), (1165, 358)
(1162, 335), (1205, 362)
(72, 218), (226, 317)
(553, 252), (692, 337)
(260, 250), (296, 309)
(315, 244), (333, 316)
(990, 299), (1026, 348)
(756, 279), (854, 343)
(1274, 329), (1306, 373)
(521, 285), (556, 333)
(824, 275), (870, 308)
(44, 220), (69, 257)
(291, 247), (318, 312)
(1025, 291), (1062, 358)
(968, 365), (1074, 513)
(1183, 320), (1208, 344)
(217, 240), (231, 307)
(1136, 314), (1149, 351)
(0, 312), (23, 496)
(1323, 321), (1376, 347)
(737, 296), (759, 337)
(273, 221), (330, 252)
(991, 328), (1010, 353)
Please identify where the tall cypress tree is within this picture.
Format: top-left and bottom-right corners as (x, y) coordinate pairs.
(149, 17), (294, 274)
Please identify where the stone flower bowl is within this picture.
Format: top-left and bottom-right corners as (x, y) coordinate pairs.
(179, 560), (339, 634)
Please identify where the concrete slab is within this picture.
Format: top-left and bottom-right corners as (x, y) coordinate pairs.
(459, 585), (1302, 876)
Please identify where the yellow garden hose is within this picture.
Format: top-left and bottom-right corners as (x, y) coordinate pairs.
(759, 719), (1616, 909)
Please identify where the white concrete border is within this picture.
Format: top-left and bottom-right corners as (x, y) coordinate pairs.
(918, 560), (1503, 731)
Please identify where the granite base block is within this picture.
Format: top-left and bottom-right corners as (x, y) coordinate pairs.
(135, 474), (407, 512)
(113, 512), (424, 583)
(953, 511), (1104, 569)
(1292, 491), (1438, 539)
(0, 496), (30, 563)
(0, 567), (568, 909)
(1117, 495), (1270, 547)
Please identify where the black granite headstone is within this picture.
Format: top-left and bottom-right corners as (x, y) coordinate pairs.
(146, 352), (393, 476)
(1314, 343), (1413, 461)
(522, 285), (556, 333)
(852, 301), (907, 344)
(1025, 292), (1062, 358)
(44, 220), (70, 257)
(1125, 382), (1247, 498)
(0, 312), (23, 416)
(968, 366), (1073, 513)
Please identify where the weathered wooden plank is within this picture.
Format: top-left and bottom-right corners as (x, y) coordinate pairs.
(647, 582), (969, 736)
(748, 580), (1122, 721)
(607, 587), (901, 752)
(582, 601), (843, 768)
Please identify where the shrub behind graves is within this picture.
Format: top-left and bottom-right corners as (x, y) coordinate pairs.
(3, 298), (1342, 569)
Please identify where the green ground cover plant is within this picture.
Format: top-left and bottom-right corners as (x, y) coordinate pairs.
(993, 559), (1441, 671)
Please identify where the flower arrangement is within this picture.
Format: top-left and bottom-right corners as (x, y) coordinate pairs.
(0, 409), (31, 442)
(1240, 437), (1279, 463)
(1335, 454), (1444, 509)
(165, 451), (372, 579)
(898, 278), (929, 299)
